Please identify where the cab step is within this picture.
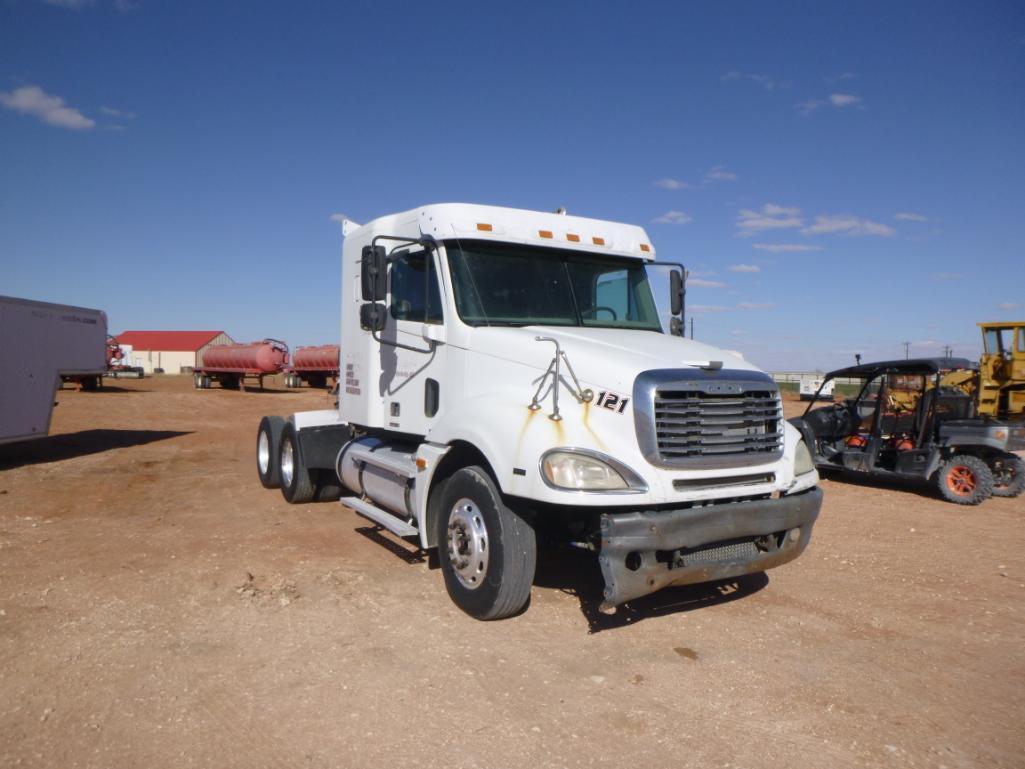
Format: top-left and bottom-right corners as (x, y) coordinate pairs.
(341, 496), (418, 538)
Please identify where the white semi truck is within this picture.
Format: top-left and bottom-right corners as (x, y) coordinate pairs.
(255, 204), (823, 619)
(1, 296), (108, 445)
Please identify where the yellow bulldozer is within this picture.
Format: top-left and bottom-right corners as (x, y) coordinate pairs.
(942, 321), (1025, 420)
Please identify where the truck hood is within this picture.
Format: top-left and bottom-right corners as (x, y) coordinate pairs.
(465, 326), (758, 393)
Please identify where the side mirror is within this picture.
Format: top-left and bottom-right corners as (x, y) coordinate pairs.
(359, 302), (387, 332)
(670, 269), (684, 316)
(361, 245), (387, 301)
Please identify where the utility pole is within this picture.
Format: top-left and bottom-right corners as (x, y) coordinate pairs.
(942, 344), (952, 358)
(689, 317), (694, 339)
(903, 341), (910, 359)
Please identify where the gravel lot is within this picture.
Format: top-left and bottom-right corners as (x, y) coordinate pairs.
(1, 376), (1022, 769)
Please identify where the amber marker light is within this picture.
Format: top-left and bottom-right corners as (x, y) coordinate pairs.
(639, 243), (651, 252)
(477, 223), (493, 232)
(538, 230), (554, 239)
(566, 233), (581, 242)
(592, 237), (606, 246)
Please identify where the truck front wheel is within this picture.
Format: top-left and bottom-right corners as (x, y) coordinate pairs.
(990, 453), (1025, 498)
(279, 422), (315, 504)
(436, 466), (536, 620)
(934, 455), (994, 505)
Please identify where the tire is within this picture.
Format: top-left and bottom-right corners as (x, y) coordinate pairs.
(990, 453), (1025, 498)
(256, 416), (285, 489)
(435, 466), (536, 620)
(279, 422), (315, 504)
(934, 454), (994, 505)
(314, 471), (343, 502)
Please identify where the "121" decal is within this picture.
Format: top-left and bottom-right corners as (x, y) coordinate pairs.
(595, 391), (630, 414)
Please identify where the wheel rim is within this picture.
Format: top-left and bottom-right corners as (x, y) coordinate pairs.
(257, 431), (270, 474)
(946, 466), (976, 496)
(281, 439), (294, 487)
(446, 498), (489, 590)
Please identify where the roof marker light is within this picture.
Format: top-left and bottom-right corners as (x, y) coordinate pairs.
(477, 223), (493, 232)
(639, 243), (651, 253)
(538, 230), (553, 239)
(566, 233), (580, 242)
(592, 237), (605, 246)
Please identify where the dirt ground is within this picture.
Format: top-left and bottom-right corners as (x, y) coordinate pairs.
(0, 375), (1022, 769)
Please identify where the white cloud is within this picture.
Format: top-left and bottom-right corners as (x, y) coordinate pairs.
(100, 105), (136, 119)
(931, 272), (962, 282)
(654, 178), (690, 190)
(729, 264), (761, 273)
(798, 93), (864, 115)
(691, 304), (732, 314)
(705, 166), (737, 182)
(736, 204), (803, 236)
(999, 302), (1019, 310)
(689, 278), (727, 288)
(738, 302), (776, 310)
(652, 210), (692, 225)
(721, 72), (789, 91)
(894, 212), (928, 222)
(0, 85), (95, 130)
(753, 243), (823, 253)
(801, 214), (895, 237)
(829, 93), (861, 107)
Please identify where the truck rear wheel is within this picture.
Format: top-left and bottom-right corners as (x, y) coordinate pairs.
(279, 422), (316, 503)
(436, 466), (536, 620)
(990, 454), (1025, 498)
(256, 416), (285, 488)
(934, 455), (993, 505)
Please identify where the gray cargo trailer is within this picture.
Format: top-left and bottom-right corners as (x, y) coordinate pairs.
(1, 296), (108, 445)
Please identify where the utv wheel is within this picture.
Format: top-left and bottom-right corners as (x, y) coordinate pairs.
(256, 416), (285, 489)
(990, 454), (1025, 498)
(279, 422), (315, 504)
(934, 455), (994, 505)
(435, 466), (536, 620)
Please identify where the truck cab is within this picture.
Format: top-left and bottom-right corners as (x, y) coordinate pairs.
(256, 203), (823, 619)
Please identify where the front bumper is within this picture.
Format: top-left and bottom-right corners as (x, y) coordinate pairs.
(597, 487), (823, 609)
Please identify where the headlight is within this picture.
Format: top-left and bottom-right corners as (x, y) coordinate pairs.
(540, 449), (646, 492)
(794, 439), (815, 476)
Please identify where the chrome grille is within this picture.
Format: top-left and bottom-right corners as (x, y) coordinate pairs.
(654, 389), (783, 463)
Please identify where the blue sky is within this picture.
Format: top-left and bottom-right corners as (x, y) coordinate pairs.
(1, 0), (1023, 371)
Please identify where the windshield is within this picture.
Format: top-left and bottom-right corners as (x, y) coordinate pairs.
(445, 239), (662, 330)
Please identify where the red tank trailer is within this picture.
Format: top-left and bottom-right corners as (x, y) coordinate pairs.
(284, 344), (340, 388)
(193, 339), (289, 391)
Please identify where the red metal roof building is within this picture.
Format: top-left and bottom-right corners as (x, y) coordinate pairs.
(114, 330), (234, 374)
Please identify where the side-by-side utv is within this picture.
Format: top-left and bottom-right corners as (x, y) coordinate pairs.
(789, 358), (1025, 505)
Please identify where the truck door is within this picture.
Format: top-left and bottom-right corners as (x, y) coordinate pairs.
(380, 247), (446, 436)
